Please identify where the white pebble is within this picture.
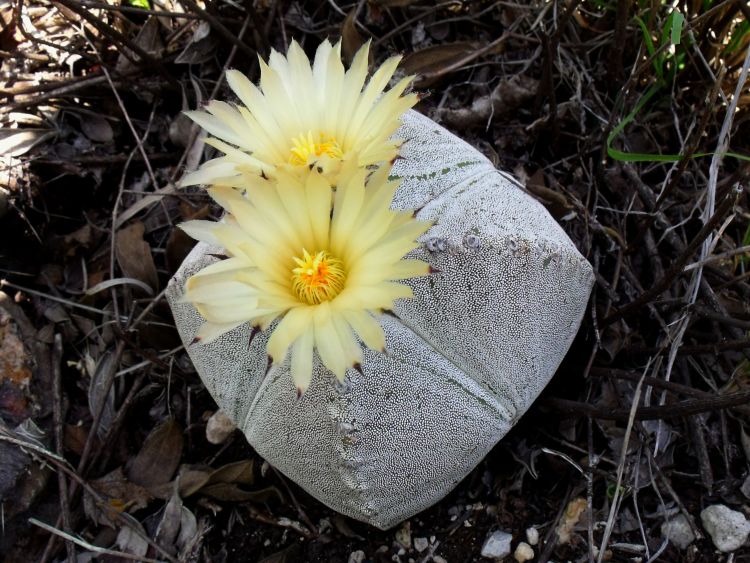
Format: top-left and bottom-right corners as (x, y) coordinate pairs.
(513, 542), (534, 563)
(660, 514), (695, 550)
(414, 537), (429, 553)
(525, 527), (539, 546)
(205, 410), (236, 444)
(701, 505), (750, 552)
(480, 530), (513, 560)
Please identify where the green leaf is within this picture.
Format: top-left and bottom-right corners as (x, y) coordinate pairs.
(669, 10), (684, 45)
(127, 0), (150, 8)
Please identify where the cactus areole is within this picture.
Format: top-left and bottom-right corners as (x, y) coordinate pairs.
(168, 110), (594, 529)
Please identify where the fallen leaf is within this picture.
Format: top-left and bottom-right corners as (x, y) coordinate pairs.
(115, 221), (159, 291)
(64, 423), (89, 455)
(258, 544), (303, 563)
(556, 497), (587, 544)
(85, 467), (152, 527)
(88, 348), (117, 439)
(80, 115), (114, 143)
(0, 129), (55, 157)
(200, 483), (283, 503)
(177, 506), (198, 547)
(116, 525), (149, 558)
(206, 459), (254, 486)
(401, 42), (477, 85)
(166, 228), (196, 276)
(116, 16), (164, 73)
(341, 8), (365, 64)
(127, 418), (184, 489)
(155, 490), (183, 554)
(371, 0), (421, 6)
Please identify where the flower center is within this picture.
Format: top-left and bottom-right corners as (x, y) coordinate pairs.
(291, 249), (346, 305)
(288, 132), (343, 166)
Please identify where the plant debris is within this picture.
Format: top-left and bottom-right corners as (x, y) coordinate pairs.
(1, 1), (750, 561)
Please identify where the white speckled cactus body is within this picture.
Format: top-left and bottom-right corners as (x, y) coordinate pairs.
(168, 110), (594, 529)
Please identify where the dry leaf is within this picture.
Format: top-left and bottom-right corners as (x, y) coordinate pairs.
(88, 348), (117, 439)
(116, 526), (149, 558)
(166, 227), (196, 276)
(116, 16), (164, 73)
(556, 497), (587, 544)
(0, 129), (55, 157)
(199, 483), (282, 503)
(85, 467), (152, 528)
(81, 115), (114, 143)
(206, 459), (254, 486)
(370, 0), (421, 6)
(155, 490), (183, 554)
(258, 544), (303, 563)
(401, 42), (477, 85)
(127, 418), (184, 489)
(115, 221), (159, 292)
(341, 9), (365, 64)
(176, 506), (199, 555)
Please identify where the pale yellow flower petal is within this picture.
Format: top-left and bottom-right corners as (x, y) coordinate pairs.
(181, 40), (415, 187)
(340, 310), (386, 352)
(290, 328), (314, 393)
(305, 172), (332, 250)
(267, 306), (313, 364)
(180, 157), (429, 392)
(195, 321), (245, 344)
(313, 306), (347, 381)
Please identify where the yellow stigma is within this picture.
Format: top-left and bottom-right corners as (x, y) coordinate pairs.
(292, 249), (346, 305)
(289, 131), (343, 166)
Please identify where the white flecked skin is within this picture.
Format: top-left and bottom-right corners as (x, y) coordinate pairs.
(167, 110), (594, 529)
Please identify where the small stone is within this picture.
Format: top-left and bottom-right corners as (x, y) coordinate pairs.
(396, 521), (412, 549)
(348, 550), (365, 563)
(513, 542), (534, 563)
(414, 537), (429, 553)
(480, 530), (513, 560)
(701, 505), (750, 552)
(433, 557), (448, 563)
(205, 410), (236, 444)
(741, 474), (750, 499)
(525, 527), (539, 546)
(660, 514), (695, 549)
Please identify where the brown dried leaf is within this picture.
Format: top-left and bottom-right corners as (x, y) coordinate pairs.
(332, 514), (364, 540)
(0, 129), (55, 157)
(258, 544), (302, 563)
(401, 42), (477, 81)
(85, 467), (152, 528)
(115, 221), (159, 292)
(64, 423), (88, 455)
(206, 459), (254, 486)
(88, 348), (117, 439)
(199, 483), (283, 503)
(127, 418), (183, 489)
(176, 506), (199, 556)
(81, 115), (114, 143)
(370, 0), (421, 6)
(116, 16), (164, 73)
(155, 490), (183, 554)
(166, 228), (196, 276)
(341, 9), (365, 65)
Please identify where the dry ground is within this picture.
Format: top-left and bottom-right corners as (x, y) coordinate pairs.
(1, 1), (750, 562)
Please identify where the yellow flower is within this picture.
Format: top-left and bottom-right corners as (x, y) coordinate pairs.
(179, 163), (431, 394)
(181, 40), (417, 188)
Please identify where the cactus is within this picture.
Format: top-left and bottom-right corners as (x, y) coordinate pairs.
(168, 110), (593, 529)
